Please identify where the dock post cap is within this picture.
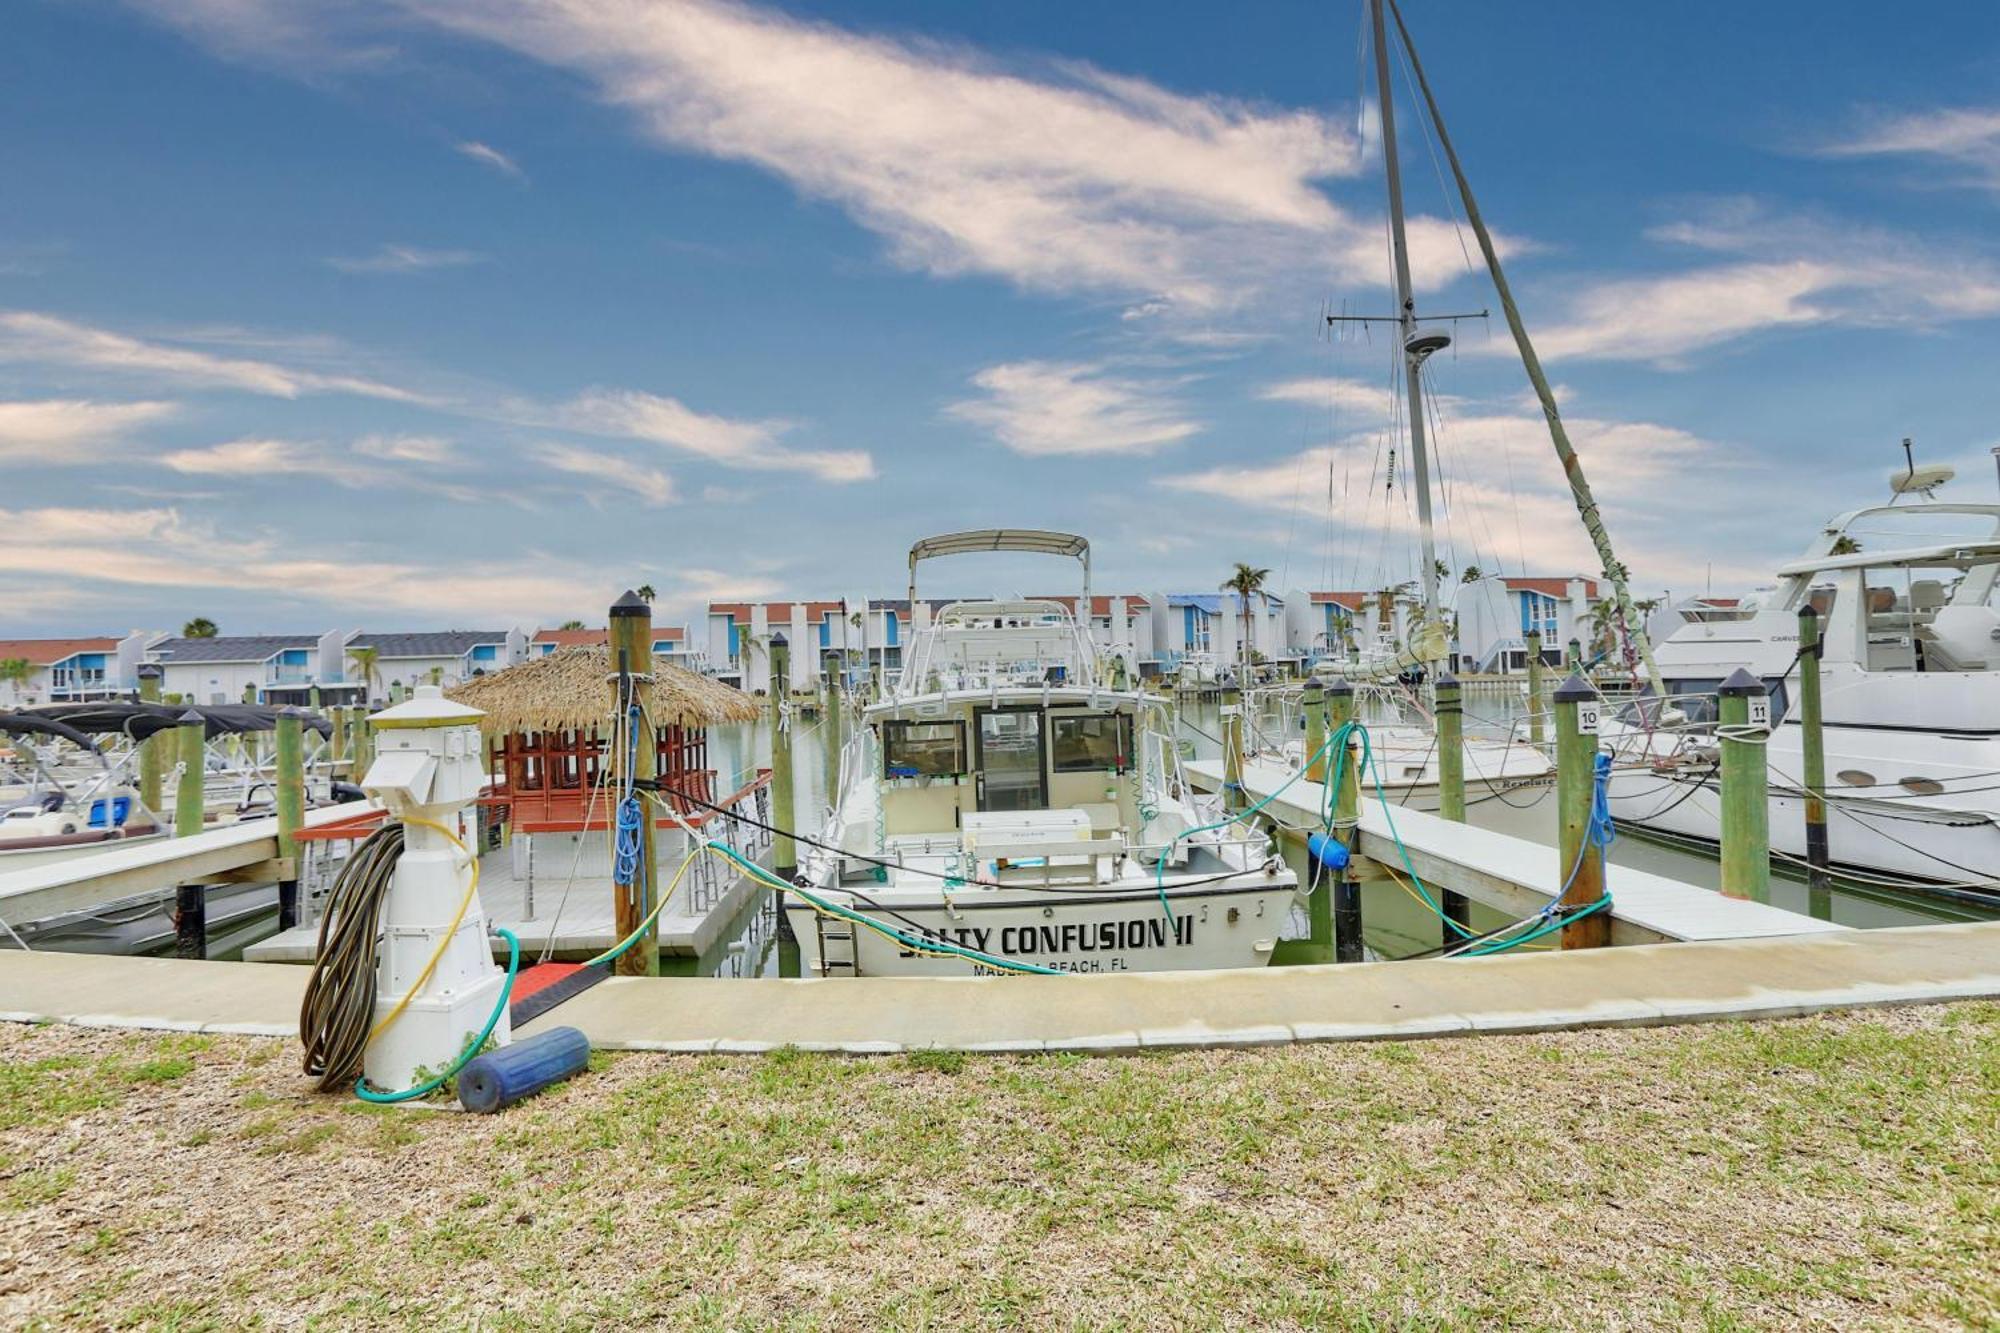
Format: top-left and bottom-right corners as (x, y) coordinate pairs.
(177, 708), (204, 724)
(609, 590), (649, 618)
(1797, 603), (1819, 624)
(1325, 676), (1354, 697)
(136, 663), (163, 679)
(1436, 671), (1460, 689)
(769, 631), (788, 647)
(1552, 673), (1595, 703)
(1718, 667), (1765, 697)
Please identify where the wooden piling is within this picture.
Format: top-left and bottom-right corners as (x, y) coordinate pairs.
(275, 710), (303, 930)
(1302, 677), (1326, 783)
(1718, 668), (1771, 903)
(1553, 674), (1610, 948)
(608, 591), (661, 977)
(822, 651), (844, 817)
(1328, 679), (1363, 963)
(1526, 630), (1546, 751)
(769, 634), (797, 882)
(1796, 608), (1832, 917)
(137, 664), (164, 815)
(173, 710), (206, 959)
(1435, 672), (1471, 944)
(1220, 679), (1245, 812)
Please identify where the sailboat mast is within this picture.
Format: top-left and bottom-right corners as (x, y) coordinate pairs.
(1369, 0), (1443, 652)
(1386, 0), (1667, 699)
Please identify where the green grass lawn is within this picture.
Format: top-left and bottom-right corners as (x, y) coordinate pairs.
(1, 1004), (1993, 1330)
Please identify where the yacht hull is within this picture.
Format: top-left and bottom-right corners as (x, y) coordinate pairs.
(785, 875), (1301, 978)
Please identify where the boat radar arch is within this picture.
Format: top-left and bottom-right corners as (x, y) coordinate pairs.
(907, 529), (1091, 608)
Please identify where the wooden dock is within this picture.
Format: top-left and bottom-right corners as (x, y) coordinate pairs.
(1187, 756), (1846, 945)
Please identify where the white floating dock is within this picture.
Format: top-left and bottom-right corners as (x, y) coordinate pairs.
(1187, 757), (1847, 944)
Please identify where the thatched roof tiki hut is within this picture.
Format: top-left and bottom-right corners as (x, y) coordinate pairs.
(448, 647), (759, 833)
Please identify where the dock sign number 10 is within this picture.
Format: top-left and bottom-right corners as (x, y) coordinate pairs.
(1576, 700), (1601, 735)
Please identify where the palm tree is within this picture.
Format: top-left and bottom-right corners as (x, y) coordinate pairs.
(0, 657), (31, 702)
(181, 617), (218, 639)
(636, 584), (657, 603)
(558, 618), (586, 631)
(1460, 564), (1483, 584)
(1220, 563), (1271, 678)
(346, 646), (383, 702)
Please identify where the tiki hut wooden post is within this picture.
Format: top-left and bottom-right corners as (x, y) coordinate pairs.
(609, 590), (660, 977)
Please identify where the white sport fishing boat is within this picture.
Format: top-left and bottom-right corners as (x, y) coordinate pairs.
(1602, 472), (2000, 891)
(788, 531), (1302, 977)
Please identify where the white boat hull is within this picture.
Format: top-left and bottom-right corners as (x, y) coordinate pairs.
(785, 876), (1301, 977)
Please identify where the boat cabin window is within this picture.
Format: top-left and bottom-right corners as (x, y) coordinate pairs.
(1857, 561), (2000, 672)
(882, 720), (966, 779)
(1652, 678), (1789, 727)
(1050, 713), (1132, 773)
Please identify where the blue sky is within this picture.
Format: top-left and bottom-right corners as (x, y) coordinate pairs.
(4, 0), (1999, 635)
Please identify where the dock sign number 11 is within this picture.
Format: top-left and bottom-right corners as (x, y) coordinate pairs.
(1576, 700), (1600, 735)
(1748, 695), (1771, 729)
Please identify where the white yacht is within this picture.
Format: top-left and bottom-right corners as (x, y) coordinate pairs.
(1602, 483), (2000, 887)
(789, 531), (1302, 977)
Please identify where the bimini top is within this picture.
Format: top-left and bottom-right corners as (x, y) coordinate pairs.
(0, 712), (100, 750)
(908, 530), (1090, 606)
(15, 702), (333, 741)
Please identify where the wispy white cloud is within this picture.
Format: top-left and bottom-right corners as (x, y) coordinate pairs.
(1520, 201), (2000, 366)
(0, 309), (429, 401)
(158, 434), (500, 504)
(0, 503), (596, 622)
(417, 0), (1363, 312)
(539, 388), (874, 483)
(353, 432), (460, 465)
(534, 442), (677, 507)
(135, 0), (1506, 315)
(1156, 396), (1744, 586)
(325, 243), (486, 274)
(455, 139), (525, 180)
(1820, 106), (2000, 194)
(0, 398), (178, 462)
(1256, 375), (1394, 421)
(160, 437), (375, 485)
(948, 360), (1200, 457)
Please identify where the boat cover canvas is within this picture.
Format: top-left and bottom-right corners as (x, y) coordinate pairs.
(15, 702), (333, 740)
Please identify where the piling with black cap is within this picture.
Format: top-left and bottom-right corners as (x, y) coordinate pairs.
(1718, 667), (1771, 903)
(1525, 630), (1547, 751)
(1327, 678), (1364, 962)
(275, 708), (304, 930)
(1435, 672), (1471, 943)
(1221, 676), (1245, 813)
(609, 590), (660, 977)
(1553, 674), (1609, 948)
(173, 709), (207, 959)
(137, 664), (165, 814)
(768, 632), (796, 884)
(1797, 607), (1832, 917)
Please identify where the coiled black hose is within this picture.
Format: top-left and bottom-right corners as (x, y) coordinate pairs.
(298, 822), (404, 1092)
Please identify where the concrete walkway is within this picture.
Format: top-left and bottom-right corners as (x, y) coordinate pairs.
(2, 920), (1994, 1053)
